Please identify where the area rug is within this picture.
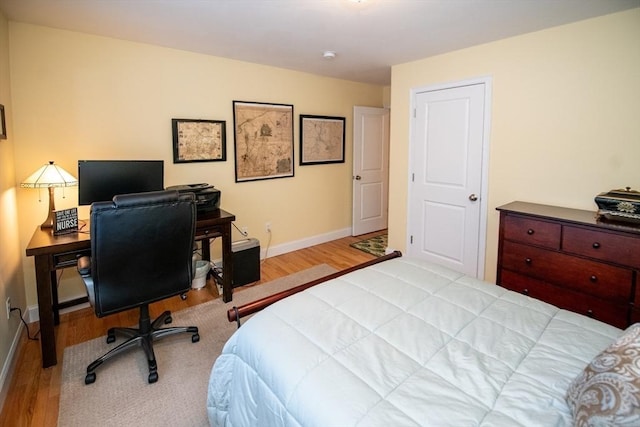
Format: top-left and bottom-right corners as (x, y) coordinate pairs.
(58, 264), (337, 427)
(350, 234), (387, 257)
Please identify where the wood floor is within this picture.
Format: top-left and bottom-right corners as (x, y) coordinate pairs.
(0, 231), (384, 427)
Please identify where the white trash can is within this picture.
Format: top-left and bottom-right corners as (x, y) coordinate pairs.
(192, 260), (210, 290)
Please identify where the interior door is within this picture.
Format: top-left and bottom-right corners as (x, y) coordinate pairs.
(352, 106), (390, 236)
(407, 82), (489, 277)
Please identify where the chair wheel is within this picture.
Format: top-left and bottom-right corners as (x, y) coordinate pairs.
(106, 333), (115, 344)
(164, 316), (172, 324)
(85, 373), (96, 384)
(192, 333), (200, 343)
(148, 372), (158, 383)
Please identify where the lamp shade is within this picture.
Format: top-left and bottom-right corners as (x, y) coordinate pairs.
(20, 161), (77, 188)
(21, 161), (78, 229)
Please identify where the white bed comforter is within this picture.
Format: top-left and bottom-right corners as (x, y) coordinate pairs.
(207, 257), (621, 426)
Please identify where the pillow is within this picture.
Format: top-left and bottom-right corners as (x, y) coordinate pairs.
(566, 323), (640, 426)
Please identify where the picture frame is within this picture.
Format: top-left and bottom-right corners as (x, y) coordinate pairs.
(0, 104), (6, 139)
(233, 101), (294, 182)
(299, 115), (345, 165)
(172, 118), (226, 163)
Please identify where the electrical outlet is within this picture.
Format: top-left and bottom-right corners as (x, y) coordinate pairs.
(5, 297), (10, 320)
(265, 222), (271, 232)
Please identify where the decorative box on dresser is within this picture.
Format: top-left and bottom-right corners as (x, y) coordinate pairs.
(496, 201), (640, 329)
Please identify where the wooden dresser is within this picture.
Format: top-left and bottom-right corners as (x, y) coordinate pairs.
(496, 201), (640, 329)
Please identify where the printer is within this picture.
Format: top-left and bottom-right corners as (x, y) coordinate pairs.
(165, 183), (220, 214)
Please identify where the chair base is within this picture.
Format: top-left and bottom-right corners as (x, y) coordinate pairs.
(85, 305), (199, 385)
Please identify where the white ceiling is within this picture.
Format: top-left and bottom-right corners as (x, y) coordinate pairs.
(0, 0), (637, 85)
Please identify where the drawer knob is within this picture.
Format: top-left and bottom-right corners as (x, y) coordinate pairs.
(527, 229), (534, 235)
(590, 275), (598, 283)
(592, 242), (600, 249)
(525, 258), (532, 265)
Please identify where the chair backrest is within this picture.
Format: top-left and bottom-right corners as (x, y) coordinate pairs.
(89, 190), (196, 316)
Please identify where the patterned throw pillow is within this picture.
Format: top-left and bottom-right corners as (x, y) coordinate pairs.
(566, 323), (640, 426)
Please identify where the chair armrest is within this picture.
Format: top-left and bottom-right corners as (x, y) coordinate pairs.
(77, 255), (91, 276)
(77, 255), (95, 308)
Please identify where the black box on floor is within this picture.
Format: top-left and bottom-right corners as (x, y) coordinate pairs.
(232, 238), (260, 287)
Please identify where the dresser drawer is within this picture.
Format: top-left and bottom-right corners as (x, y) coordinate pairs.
(500, 270), (629, 329)
(562, 225), (640, 268)
(503, 215), (561, 250)
(501, 240), (633, 303)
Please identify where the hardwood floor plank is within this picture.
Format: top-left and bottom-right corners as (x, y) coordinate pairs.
(0, 231), (385, 426)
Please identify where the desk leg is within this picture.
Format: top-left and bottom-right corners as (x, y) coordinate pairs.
(34, 255), (57, 368)
(50, 270), (60, 325)
(221, 223), (233, 303)
(201, 237), (211, 261)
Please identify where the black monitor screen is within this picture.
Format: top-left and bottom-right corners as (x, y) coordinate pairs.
(78, 160), (164, 205)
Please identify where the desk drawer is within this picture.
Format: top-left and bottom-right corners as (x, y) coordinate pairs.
(195, 229), (222, 240)
(500, 270), (628, 328)
(53, 249), (91, 269)
(503, 215), (561, 250)
(562, 225), (640, 268)
(501, 240), (632, 303)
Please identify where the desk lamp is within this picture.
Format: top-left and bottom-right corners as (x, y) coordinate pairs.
(20, 161), (78, 229)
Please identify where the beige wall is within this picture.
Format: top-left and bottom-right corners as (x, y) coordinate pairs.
(388, 9), (640, 282)
(9, 23), (383, 306)
(0, 12), (26, 405)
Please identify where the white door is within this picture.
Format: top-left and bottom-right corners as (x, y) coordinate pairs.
(352, 106), (390, 236)
(407, 81), (490, 277)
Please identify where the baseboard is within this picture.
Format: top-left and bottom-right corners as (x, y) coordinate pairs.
(26, 297), (90, 324)
(0, 316), (24, 414)
(262, 227), (352, 258)
(26, 227), (354, 323)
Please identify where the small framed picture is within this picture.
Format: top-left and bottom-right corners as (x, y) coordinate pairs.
(0, 105), (6, 139)
(172, 118), (226, 163)
(299, 115), (345, 165)
(54, 208), (79, 235)
(233, 101), (294, 182)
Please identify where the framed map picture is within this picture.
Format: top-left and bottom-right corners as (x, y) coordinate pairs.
(300, 115), (345, 165)
(172, 118), (226, 163)
(233, 101), (294, 182)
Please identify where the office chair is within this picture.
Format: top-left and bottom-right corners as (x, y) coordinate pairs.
(77, 190), (200, 384)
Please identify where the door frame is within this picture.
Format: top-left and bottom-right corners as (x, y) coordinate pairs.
(406, 76), (492, 279)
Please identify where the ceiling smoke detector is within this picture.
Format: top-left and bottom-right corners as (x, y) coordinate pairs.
(323, 51), (336, 59)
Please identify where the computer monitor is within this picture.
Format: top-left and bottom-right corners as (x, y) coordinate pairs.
(78, 160), (164, 205)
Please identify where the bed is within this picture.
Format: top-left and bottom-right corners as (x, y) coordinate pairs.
(207, 254), (640, 426)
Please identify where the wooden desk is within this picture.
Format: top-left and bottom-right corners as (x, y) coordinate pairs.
(25, 208), (235, 368)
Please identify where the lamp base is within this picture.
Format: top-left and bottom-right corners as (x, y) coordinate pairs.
(40, 187), (56, 229)
(40, 216), (55, 229)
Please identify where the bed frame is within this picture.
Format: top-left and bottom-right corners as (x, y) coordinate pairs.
(227, 251), (403, 327)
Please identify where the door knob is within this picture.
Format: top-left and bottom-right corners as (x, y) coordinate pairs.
(468, 194), (478, 201)
(354, 175), (362, 180)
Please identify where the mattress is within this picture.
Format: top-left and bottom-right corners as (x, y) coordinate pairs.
(207, 257), (621, 426)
